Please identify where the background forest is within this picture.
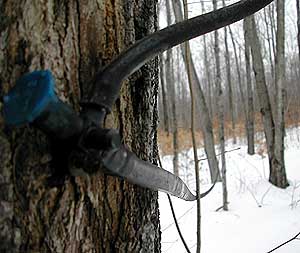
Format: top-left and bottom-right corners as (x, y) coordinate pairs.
(158, 0), (298, 155)
(157, 0), (300, 252)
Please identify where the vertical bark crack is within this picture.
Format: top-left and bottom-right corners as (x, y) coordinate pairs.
(75, 0), (82, 96)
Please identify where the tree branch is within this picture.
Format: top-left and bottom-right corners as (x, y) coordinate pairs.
(267, 232), (300, 253)
(198, 147), (241, 162)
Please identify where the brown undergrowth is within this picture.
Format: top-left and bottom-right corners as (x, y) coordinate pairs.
(158, 111), (299, 156)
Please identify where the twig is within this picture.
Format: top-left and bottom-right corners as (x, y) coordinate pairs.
(198, 147), (241, 162)
(162, 205), (195, 232)
(235, 176), (261, 207)
(267, 232), (300, 253)
(260, 185), (272, 206)
(215, 206), (224, 212)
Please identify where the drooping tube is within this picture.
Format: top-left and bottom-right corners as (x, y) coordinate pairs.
(101, 147), (197, 201)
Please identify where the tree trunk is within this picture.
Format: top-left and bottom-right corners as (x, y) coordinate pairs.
(248, 14), (288, 189)
(243, 17), (255, 155)
(0, 1), (160, 252)
(214, 0), (228, 211)
(201, 1), (214, 118)
(222, 0), (236, 145)
(165, 0), (179, 176)
(248, 14), (275, 178)
(183, 3), (202, 252)
(268, 4), (277, 65)
(158, 3), (169, 134)
(159, 55), (170, 134)
(228, 26), (248, 139)
(172, 0), (221, 183)
(296, 0), (300, 90)
(272, 0), (288, 187)
(263, 7), (275, 82)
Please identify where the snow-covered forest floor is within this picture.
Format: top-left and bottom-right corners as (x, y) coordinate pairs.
(159, 127), (300, 253)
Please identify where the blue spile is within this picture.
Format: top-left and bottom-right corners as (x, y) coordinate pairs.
(3, 70), (58, 126)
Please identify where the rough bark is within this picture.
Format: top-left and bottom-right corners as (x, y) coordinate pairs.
(0, 1), (160, 252)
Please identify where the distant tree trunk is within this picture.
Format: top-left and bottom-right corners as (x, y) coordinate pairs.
(159, 55), (170, 134)
(180, 79), (190, 129)
(296, 0), (300, 73)
(264, 7), (275, 81)
(213, 0), (228, 211)
(248, 14), (289, 189)
(158, 3), (170, 134)
(243, 17), (255, 155)
(172, 0), (221, 183)
(296, 0), (300, 123)
(172, 83), (179, 175)
(0, 1), (161, 252)
(228, 27), (248, 137)
(272, 0), (288, 187)
(165, 0), (179, 175)
(201, 1), (214, 118)
(267, 3), (277, 109)
(222, 0), (236, 145)
(176, 47), (189, 129)
(268, 4), (277, 63)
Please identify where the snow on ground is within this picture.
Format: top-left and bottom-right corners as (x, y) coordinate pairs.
(159, 127), (300, 253)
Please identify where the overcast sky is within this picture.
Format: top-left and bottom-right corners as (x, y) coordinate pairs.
(159, 0), (298, 62)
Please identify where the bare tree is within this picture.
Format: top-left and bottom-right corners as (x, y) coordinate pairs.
(182, 1), (202, 251)
(247, 14), (288, 188)
(268, 3), (277, 63)
(244, 17), (255, 155)
(165, 0), (179, 175)
(213, 0), (228, 211)
(159, 56), (170, 133)
(263, 7), (275, 81)
(158, 2), (170, 134)
(201, 1), (214, 118)
(172, 0), (221, 183)
(266, 3), (278, 108)
(222, 0), (236, 145)
(296, 0), (300, 72)
(228, 26), (248, 137)
(273, 0), (288, 187)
